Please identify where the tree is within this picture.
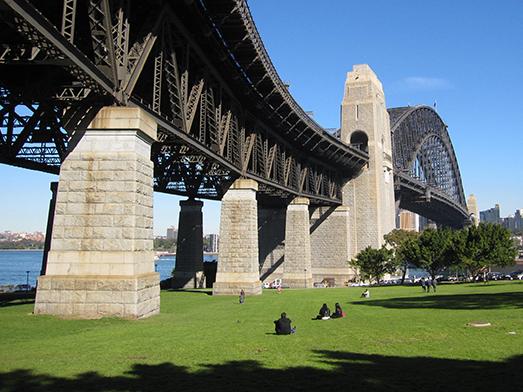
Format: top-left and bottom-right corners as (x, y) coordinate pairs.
(349, 246), (395, 284)
(405, 228), (458, 280)
(384, 229), (420, 284)
(456, 223), (517, 279)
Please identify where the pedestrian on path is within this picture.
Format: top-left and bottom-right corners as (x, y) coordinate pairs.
(239, 289), (245, 304)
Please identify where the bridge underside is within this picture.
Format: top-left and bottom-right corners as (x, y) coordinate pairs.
(395, 174), (468, 228)
(0, 0), (368, 206)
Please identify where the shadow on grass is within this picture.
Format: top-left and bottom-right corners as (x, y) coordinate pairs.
(0, 292), (35, 307)
(0, 351), (520, 392)
(167, 289), (213, 296)
(352, 292), (523, 310)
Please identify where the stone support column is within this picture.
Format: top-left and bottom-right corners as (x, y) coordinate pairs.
(258, 207), (286, 284)
(34, 107), (160, 319)
(283, 197), (313, 288)
(172, 199), (204, 289)
(213, 179), (261, 295)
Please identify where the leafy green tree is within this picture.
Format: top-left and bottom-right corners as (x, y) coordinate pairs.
(384, 229), (420, 284)
(153, 238), (176, 252)
(349, 246), (395, 284)
(456, 223), (517, 279)
(404, 228), (458, 280)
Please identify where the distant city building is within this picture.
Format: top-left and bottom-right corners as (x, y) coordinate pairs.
(478, 205), (523, 233)
(466, 194), (479, 226)
(207, 234), (219, 253)
(166, 226), (178, 240)
(502, 216), (516, 231)
(397, 209), (418, 231)
(480, 204), (500, 224)
(515, 209), (523, 231)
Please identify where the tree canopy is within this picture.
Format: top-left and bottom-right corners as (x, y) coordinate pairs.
(455, 223), (517, 278)
(349, 246), (395, 284)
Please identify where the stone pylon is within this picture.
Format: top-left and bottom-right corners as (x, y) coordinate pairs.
(34, 107), (160, 319)
(172, 199), (204, 288)
(283, 197), (313, 288)
(341, 64), (396, 256)
(213, 179), (262, 295)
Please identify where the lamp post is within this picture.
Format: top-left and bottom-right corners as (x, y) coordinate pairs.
(25, 271), (30, 291)
(304, 268), (307, 288)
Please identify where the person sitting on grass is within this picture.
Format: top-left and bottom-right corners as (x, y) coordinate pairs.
(360, 289), (370, 298)
(316, 303), (331, 319)
(331, 303), (345, 318)
(274, 312), (296, 334)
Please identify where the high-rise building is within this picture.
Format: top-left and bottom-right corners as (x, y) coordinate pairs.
(208, 234), (219, 253)
(480, 204), (500, 224)
(397, 210), (418, 231)
(166, 226), (178, 240)
(515, 209), (523, 231)
(467, 194), (479, 226)
(502, 216), (516, 231)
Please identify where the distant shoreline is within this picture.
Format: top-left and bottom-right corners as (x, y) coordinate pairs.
(0, 249), (43, 252)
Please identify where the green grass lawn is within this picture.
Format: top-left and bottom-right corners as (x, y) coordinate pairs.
(1, 281), (522, 391)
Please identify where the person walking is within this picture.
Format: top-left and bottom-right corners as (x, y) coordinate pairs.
(431, 277), (437, 292)
(421, 278), (426, 292)
(239, 289), (245, 304)
(425, 277), (431, 293)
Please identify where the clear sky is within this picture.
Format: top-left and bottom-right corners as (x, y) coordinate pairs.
(0, 0), (522, 235)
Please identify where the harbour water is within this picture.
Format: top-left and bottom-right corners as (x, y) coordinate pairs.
(0, 250), (218, 286)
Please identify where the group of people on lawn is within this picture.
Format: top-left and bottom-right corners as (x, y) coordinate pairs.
(421, 277), (437, 292)
(274, 302), (346, 335)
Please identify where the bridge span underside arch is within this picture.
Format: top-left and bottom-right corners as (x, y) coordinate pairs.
(0, 0), (368, 207)
(389, 106), (469, 228)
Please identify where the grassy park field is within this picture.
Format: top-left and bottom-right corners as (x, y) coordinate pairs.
(0, 281), (522, 391)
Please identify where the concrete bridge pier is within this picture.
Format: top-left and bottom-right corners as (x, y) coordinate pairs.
(213, 179), (262, 295)
(283, 197), (313, 288)
(172, 199), (204, 288)
(34, 107), (160, 319)
(258, 207), (286, 284)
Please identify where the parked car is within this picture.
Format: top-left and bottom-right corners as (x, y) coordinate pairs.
(510, 271), (523, 280)
(486, 272), (504, 281)
(263, 278), (282, 289)
(14, 284), (32, 291)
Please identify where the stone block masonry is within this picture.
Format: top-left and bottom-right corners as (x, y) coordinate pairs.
(341, 64), (396, 257)
(283, 197), (313, 288)
(310, 206), (356, 286)
(34, 107), (160, 319)
(213, 179), (262, 295)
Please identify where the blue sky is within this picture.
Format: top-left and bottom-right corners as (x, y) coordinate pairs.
(1, 0), (522, 235)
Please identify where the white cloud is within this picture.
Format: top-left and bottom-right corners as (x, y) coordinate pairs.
(400, 77), (453, 90)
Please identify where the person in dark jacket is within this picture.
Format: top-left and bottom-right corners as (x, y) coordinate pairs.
(274, 312), (295, 334)
(316, 303), (331, 319)
(331, 303), (345, 318)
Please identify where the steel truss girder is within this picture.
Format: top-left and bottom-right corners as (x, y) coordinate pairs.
(0, 0), (362, 204)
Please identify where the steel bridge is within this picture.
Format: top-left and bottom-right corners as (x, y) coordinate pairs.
(0, 0), (467, 226)
(389, 106), (469, 227)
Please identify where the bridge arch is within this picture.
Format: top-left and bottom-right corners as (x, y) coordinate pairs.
(389, 105), (468, 226)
